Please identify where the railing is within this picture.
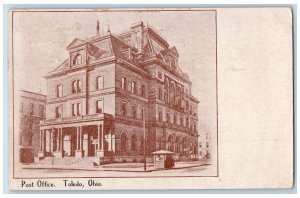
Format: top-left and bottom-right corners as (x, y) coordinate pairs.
(41, 113), (113, 124)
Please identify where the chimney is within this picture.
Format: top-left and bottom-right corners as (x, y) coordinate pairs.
(131, 21), (144, 54)
(96, 20), (100, 36)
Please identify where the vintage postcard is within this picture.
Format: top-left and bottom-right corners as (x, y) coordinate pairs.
(8, 8), (293, 190)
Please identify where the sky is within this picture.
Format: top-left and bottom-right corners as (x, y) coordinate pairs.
(13, 10), (216, 137)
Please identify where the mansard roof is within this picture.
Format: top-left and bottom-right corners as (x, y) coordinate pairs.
(47, 33), (141, 76)
(47, 22), (190, 82)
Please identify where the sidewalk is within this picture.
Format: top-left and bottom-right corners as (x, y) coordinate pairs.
(22, 160), (211, 172)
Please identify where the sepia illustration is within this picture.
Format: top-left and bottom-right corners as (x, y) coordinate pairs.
(10, 9), (219, 189)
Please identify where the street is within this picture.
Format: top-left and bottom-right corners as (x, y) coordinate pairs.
(15, 161), (217, 178)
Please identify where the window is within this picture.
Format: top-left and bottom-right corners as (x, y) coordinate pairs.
(72, 103), (81, 116)
(132, 105), (137, 119)
(164, 90), (168, 103)
(29, 102), (34, 115)
(170, 93), (174, 105)
(173, 113), (177, 125)
(28, 120), (33, 130)
(206, 142), (209, 148)
(72, 79), (82, 93)
(121, 103), (126, 116)
(176, 96), (180, 107)
(39, 104), (44, 117)
(180, 116), (184, 126)
(96, 100), (103, 113)
(55, 106), (62, 118)
(56, 84), (62, 97)
(158, 109), (163, 122)
(158, 87), (163, 100)
(121, 77), (126, 90)
(28, 135), (33, 146)
(141, 85), (146, 97)
(131, 81), (137, 94)
(96, 76), (104, 90)
(158, 138), (162, 150)
(166, 112), (170, 123)
(73, 54), (82, 65)
(186, 117), (189, 127)
(131, 134), (137, 151)
(78, 80), (82, 92)
(121, 133), (127, 152)
(186, 100), (189, 109)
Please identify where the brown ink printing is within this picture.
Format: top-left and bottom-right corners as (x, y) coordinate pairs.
(10, 9), (221, 189)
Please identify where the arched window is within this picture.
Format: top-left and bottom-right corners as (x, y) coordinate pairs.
(170, 93), (174, 105)
(175, 136), (180, 153)
(121, 132), (127, 152)
(158, 137), (162, 150)
(182, 137), (187, 156)
(170, 82), (175, 92)
(164, 78), (169, 90)
(131, 134), (137, 151)
(167, 135), (173, 151)
(177, 85), (181, 96)
(164, 79), (169, 103)
(73, 54), (82, 65)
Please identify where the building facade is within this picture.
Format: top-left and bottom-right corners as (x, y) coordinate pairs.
(19, 90), (46, 163)
(38, 22), (199, 163)
(199, 131), (211, 159)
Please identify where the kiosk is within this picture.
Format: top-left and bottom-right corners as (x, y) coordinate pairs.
(151, 150), (175, 169)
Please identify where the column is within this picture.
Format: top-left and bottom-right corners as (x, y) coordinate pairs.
(58, 128), (61, 151)
(53, 128), (63, 158)
(37, 129), (45, 158)
(56, 129), (59, 151)
(98, 125), (101, 150)
(42, 130), (46, 152)
(76, 126), (79, 150)
(96, 124), (104, 158)
(39, 129), (43, 151)
(75, 126), (83, 158)
(80, 126), (84, 156)
(60, 128), (63, 151)
(80, 126), (83, 150)
(50, 129), (55, 154)
(101, 124), (104, 151)
(48, 130), (51, 153)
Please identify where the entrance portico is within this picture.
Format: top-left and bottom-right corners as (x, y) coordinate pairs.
(38, 113), (114, 159)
